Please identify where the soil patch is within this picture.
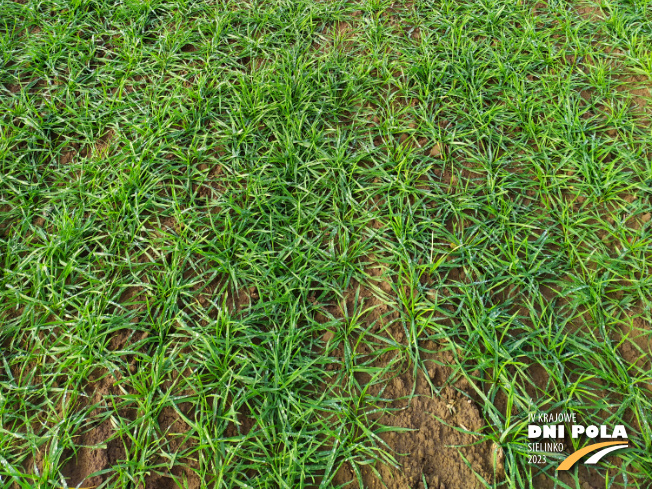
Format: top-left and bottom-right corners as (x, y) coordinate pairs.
(363, 358), (496, 489)
(324, 259), (498, 488)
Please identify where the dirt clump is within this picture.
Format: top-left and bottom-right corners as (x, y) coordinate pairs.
(325, 258), (498, 488)
(60, 370), (128, 487)
(358, 341), (495, 489)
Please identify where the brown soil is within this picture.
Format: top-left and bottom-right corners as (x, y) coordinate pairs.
(59, 369), (130, 487)
(330, 338), (498, 489)
(576, 2), (605, 21)
(58, 362), (200, 489)
(322, 258), (498, 488)
(362, 351), (497, 489)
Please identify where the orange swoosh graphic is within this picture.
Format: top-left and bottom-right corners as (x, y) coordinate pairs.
(557, 441), (628, 470)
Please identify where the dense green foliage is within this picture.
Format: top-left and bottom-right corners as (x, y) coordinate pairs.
(1, 0), (651, 487)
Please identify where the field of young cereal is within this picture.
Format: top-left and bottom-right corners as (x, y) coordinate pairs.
(1, 0), (651, 487)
